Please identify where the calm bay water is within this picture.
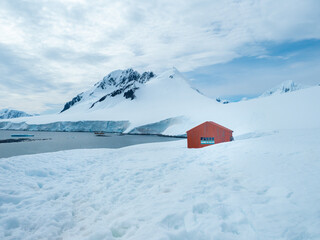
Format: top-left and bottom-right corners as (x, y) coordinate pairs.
(0, 130), (182, 158)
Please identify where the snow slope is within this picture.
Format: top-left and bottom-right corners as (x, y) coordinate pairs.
(0, 109), (33, 119)
(1, 128), (320, 239)
(1, 68), (320, 136)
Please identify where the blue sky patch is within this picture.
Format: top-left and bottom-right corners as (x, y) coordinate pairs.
(184, 39), (320, 101)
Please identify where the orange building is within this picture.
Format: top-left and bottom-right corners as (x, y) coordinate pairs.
(187, 121), (233, 148)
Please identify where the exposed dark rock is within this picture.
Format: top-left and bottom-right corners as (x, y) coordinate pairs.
(140, 72), (155, 83)
(124, 87), (139, 100)
(90, 84), (140, 108)
(60, 93), (83, 113)
(216, 97), (229, 104)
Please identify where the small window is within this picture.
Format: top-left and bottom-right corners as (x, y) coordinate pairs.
(201, 137), (215, 144)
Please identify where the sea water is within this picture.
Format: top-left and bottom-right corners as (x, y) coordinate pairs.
(0, 130), (181, 158)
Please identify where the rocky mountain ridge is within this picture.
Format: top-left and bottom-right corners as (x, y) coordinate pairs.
(61, 69), (155, 112)
(0, 109), (33, 119)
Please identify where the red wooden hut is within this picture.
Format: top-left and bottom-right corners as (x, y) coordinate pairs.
(187, 121), (233, 148)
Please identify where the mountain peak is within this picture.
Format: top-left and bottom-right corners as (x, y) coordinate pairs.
(261, 80), (303, 97)
(60, 67), (208, 114)
(95, 68), (155, 90)
(154, 67), (190, 87)
(168, 67), (183, 78)
(61, 68), (155, 113)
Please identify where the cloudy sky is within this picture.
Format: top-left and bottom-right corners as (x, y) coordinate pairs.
(0, 0), (319, 114)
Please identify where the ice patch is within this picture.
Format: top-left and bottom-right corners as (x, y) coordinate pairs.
(0, 195), (22, 206)
(25, 169), (50, 178)
(192, 203), (210, 214)
(161, 213), (185, 230)
(3, 217), (20, 230)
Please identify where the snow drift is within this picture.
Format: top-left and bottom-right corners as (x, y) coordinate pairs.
(1, 129), (320, 239)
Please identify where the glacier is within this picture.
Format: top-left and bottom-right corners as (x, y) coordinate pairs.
(0, 120), (130, 133)
(0, 117), (187, 136)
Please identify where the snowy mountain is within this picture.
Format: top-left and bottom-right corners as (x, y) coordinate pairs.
(61, 68), (155, 112)
(1, 68), (320, 136)
(0, 109), (33, 119)
(39, 67), (216, 134)
(1, 67), (220, 134)
(260, 80), (303, 97)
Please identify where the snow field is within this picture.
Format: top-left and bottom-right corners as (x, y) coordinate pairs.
(1, 129), (320, 239)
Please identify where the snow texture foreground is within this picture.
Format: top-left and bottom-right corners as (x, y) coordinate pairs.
(1, 129), (320, 239)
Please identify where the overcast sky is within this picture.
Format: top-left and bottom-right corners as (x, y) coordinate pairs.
(0, 0), (319, 114)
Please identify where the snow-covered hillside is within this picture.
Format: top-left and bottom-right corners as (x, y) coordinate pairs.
(0, 109), (33, 119)
(260, 80), (303, 97)
(0, 68), (320, 136)
(1, 129), (320, 239)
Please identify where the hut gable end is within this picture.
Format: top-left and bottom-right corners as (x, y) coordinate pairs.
(187, 121), (233, 148)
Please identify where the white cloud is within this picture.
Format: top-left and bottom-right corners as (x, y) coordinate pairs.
(0, 0), (319, 112)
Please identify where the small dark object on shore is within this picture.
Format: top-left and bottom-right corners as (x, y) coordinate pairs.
(11, 134), (34, 137)
(0, 138), (51, 144)
(94, 132), (110, 137)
